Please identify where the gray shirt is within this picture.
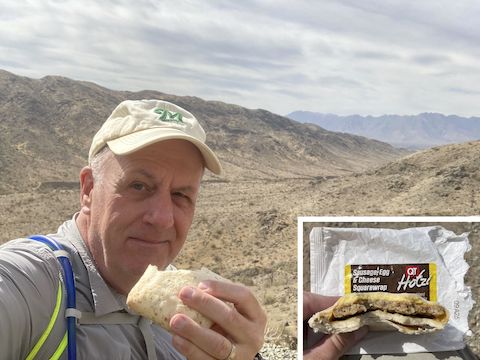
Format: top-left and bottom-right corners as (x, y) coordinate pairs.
(0, 215), (185, 360)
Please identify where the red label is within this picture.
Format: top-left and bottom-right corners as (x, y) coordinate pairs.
(405, 265), (421, 277)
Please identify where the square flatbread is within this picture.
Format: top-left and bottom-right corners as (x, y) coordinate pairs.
(127, 265), (225, 330)
(308, 292), (449, 335)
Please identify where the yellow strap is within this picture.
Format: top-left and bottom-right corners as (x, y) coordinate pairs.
(25, 279), (67, 360)
(49, 332), (68, 360)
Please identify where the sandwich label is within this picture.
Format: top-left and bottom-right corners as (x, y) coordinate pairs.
(345, 263), (437, 301)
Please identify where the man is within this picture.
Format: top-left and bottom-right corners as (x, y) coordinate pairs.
(0, 99), (267, 359)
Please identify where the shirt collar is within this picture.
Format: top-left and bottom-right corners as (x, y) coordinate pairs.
(59, 214), (126, 316)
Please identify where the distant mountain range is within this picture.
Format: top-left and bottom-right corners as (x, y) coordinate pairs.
(287, 111), (480, 149)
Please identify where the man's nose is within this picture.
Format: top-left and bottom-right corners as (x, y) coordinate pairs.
(142, 192), (174, 228)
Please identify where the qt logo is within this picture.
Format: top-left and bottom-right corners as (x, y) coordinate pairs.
(397, 265), (431, 291)
(405, 265), (421, 277)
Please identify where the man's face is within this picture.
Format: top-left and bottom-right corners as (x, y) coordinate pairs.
(80, 139), (204, 294)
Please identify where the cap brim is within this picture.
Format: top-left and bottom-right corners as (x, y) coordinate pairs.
(106, 128), (222, 175)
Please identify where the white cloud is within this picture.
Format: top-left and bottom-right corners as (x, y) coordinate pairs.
(1, 0), (479, 116)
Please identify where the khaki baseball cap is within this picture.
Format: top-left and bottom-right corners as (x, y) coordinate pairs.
(89, 99), (222, 175)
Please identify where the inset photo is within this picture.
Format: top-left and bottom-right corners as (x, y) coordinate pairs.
(299, 216), (479, 360)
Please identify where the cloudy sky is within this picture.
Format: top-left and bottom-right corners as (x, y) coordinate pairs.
(1, 0), (480, 116)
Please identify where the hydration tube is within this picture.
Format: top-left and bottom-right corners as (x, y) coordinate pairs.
(30, 235), (77, 360)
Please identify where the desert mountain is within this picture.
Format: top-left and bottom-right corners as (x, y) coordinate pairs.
(0, 69), (406, 194)
(288, 111), (480, 149)
(291, 140), (480, 216)
(2, 69), (478, 354)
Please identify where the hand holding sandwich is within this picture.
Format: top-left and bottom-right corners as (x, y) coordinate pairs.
(303, 292), (368, 360)
(170, 280), (267, 360)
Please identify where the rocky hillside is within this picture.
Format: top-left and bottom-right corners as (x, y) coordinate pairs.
(292, 140), (480, 216)
(0, 69), (406, 194)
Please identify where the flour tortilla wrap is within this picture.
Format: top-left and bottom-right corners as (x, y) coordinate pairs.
(127, 265), (226, 331)
(308, 292), (449, 335)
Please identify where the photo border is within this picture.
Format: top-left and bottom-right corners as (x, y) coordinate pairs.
(297, 215), (480, 358)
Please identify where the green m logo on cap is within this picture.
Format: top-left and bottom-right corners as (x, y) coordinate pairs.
(154, 108), (184, 124)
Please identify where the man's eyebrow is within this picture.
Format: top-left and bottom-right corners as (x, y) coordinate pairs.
(132, 169), (155, 180)
(173, 185), (197, 194)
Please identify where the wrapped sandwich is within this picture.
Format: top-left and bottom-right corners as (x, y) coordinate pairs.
(127, 265), (226, 331)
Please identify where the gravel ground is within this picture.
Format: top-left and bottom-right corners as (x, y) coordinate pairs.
(260, 343), (297, 360)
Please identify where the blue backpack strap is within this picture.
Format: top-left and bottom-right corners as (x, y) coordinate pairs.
(29, 235), (79, 360)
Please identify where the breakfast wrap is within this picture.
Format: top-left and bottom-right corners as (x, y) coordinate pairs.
(308, 291), (449, 335)
(127, 265), (228, 331)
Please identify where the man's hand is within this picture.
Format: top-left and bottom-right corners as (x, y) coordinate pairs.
(170, 281), (266, 360)
(303, 292), (368, 360)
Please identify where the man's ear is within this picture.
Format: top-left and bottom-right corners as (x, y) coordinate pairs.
(79, 166), (94, 215)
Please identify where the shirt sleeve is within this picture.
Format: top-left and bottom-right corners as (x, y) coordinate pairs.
(0, 239), (63, 360)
